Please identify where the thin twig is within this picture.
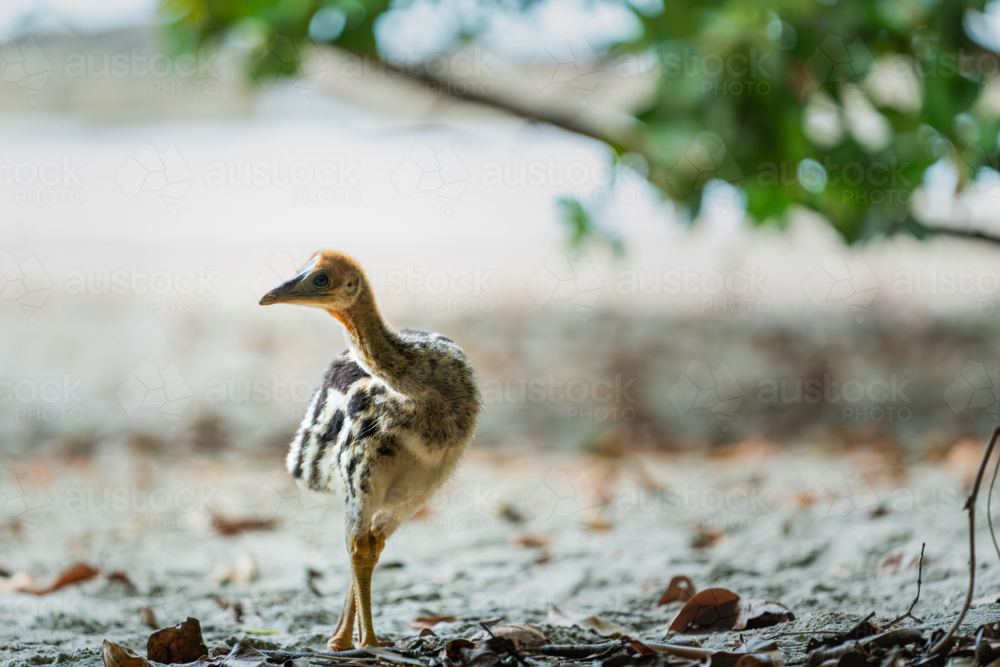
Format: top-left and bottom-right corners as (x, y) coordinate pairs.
(885, 543), (926, 629)
(988, 441), (1000, 567)
(262, 649), (374, 660)
(929, 426), (1000, 655)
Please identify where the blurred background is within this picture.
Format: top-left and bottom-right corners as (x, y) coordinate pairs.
(4, 0), (1000, 658)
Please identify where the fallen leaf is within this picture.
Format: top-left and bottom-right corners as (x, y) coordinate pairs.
(102, 639), (153, 667)
(737, 598), (794, 630)
(513, 534), (550, 548)
(212, 515), (275, 537)
(106, 572), (137, 593)
(28, 562), (100, 595)
(418, 628), (436, 637)
(669, 589), (740, 632)
(140, 607), (158, 629)
(691, 527), (725, 549)
(147, 617), (208, 664)
(669, 589), (793, 632)
(210, 555), (257, 585)
(487, 625), (549, 650)
(657, 576), (696, 606)
(409, 615), (458, 630)
(0, 571), (34, 594)
(582, 515), (614, 532)
(547, 604), (628, 637)
(441, 639), (476, 662)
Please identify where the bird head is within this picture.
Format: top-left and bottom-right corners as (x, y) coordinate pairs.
(259, 250), (365, 313)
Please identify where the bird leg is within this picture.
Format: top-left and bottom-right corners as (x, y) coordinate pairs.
(327, 582), (356, 651)
(350, 529), (386, 647)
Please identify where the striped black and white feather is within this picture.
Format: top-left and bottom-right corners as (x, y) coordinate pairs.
(286, 328), (480, 536)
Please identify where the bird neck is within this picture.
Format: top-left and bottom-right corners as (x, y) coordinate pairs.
(327, 289), (414, 395)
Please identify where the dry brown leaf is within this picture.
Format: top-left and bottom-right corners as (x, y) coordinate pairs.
(657, 576), (696, 606)
(409, 615), (458, 630)
(669, 589), (794, 632)
(582, 516), (614, 532)
(485, 625), (549, 650)
(691, 527), (725, 549)
(547, 604), (628, 637)
(106, 572), (137, 593)
(513, 534), (550, 548)
(28, 563), (99, 595)
(669, 588), (741, 632)
(737, 598), (794, 630)
(212, 515), (275, 537)
(147, 617), (208, 664)
(102, 639), (153, 667)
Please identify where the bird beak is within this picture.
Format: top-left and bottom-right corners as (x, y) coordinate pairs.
(259, 264), (313, 306)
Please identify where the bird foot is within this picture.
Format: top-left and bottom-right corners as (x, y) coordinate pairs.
(327, 635), (355, 652)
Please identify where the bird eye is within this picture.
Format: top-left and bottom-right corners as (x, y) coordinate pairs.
(313, 274), (330, 288)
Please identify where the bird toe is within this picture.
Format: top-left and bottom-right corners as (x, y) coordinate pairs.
(327, 636), (355, 652)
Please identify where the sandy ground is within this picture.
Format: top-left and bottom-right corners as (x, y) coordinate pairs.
(3, 443), (1000, 667)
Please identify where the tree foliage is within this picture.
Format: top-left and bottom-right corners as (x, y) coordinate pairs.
(163, 0), (1000, 244)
